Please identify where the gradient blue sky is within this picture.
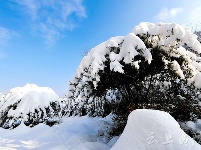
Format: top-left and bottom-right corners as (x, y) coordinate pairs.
(0, 0), (201, 97)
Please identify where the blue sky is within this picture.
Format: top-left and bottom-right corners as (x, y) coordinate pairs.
(0, 0), (201, 96)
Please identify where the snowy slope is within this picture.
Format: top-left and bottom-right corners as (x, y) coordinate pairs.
(0, 116), (113, 150)
(111, 109), (201, 150)
(0, 84), (62, 129)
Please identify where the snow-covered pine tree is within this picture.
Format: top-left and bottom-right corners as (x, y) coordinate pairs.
(67, 22), (201, 140)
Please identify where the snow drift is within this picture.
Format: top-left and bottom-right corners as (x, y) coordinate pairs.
(0, 84), (62, 129)
(111, 109), (201, 150)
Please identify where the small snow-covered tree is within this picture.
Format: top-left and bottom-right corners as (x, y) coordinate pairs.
(0, 84), (62, 129)
(67, 22), (201, 139)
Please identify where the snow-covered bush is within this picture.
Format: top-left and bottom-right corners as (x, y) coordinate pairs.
(67, 22), (201, 141)
(0, 84), (62, 129)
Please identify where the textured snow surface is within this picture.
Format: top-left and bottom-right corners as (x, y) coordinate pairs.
(0, 93), (4, 103)
(133, 22), (201, 52)
(0, 116), (112, 150)
(0, 93), (3, 97)
(1, 109), (200, 150)
(111, 109), (201, 150)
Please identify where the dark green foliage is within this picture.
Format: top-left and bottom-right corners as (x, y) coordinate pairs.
(0, 100), (21, 128)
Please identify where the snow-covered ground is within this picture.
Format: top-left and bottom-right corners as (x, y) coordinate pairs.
(0, 116), (113, 150)
(1, 109), (200, 150)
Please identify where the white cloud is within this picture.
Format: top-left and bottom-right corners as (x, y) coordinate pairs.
(154, 1), (201, 31)
(0, 27), (12, 44)
(0, 27), (13, 59)
(14, 0), (87, 45)
(15, 0), (38, 20)
(154, 7), (183, 21)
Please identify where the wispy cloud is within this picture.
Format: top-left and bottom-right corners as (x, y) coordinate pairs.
(0, 27), (13, 59)
(154, 7), (183, 21)
(0, 27), (12, 44)
(14, 0), (87, 46)
(154, 1), (201, 31)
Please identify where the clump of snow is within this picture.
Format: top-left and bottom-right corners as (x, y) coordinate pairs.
(186, 121), (197, 131)
(194, 73), (201, 88)
(171, 60), (185, 79)
(183, 119), (201, 132)
(133, 22), (201, 53)
(111, 109), (201, 150)
(0, 84), (62, 128)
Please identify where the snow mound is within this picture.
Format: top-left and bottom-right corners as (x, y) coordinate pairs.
(111, 109), (201, 150)
(0, 84), (61, 129)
